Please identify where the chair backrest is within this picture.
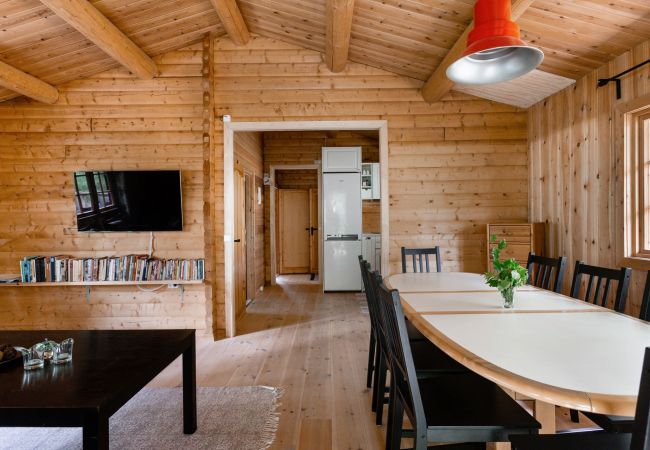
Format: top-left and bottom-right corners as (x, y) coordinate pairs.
(359, 256), (380, 335)
(640, 272), (650, 322)
(366, 268), (392, 365)
(401, 247), (442, 273)
(372, 274), (427, 444)
(526, 253), (567, 293)
(632, 347), (650, 450)
(569, 261), (632, 313)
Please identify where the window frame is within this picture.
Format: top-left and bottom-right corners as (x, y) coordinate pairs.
(620, 93), (650, 269)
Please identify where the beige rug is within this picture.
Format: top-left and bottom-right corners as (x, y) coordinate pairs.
(0, 386), (283, 450)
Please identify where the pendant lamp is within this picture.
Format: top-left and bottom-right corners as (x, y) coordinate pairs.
(446, 0), (543, 85)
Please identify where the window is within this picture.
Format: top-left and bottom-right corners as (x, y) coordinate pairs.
(622, 98), (650, 265)
(74, 172), (92, 214)
(73, 171), (114, 215)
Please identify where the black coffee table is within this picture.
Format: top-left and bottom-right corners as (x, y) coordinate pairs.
(0, 329), (196, 450)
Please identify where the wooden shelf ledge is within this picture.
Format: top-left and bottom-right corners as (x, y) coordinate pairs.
(0, 280), (204, 287)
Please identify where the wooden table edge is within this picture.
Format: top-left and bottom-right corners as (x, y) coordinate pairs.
(404, 307), (637, 416)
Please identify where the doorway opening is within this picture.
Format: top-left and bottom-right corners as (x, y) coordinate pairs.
(275, 168), (320, 281)
(224, 121), (389, 337)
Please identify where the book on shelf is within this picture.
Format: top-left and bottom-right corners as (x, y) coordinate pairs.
(19, 255), (205, 283)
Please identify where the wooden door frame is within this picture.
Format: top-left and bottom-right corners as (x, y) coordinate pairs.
(271, 166), (321, 283)
(225, 121), (389, 338)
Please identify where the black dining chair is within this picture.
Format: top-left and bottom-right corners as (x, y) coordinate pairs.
(374, 278), (541, 450)
(568, 261), (632, 423)
(569, 261), (632, 313)
(574, 271), (650, 433)
(526, 253), (567, 293)
(359, 256), (379, 390)
(510, 346), (650, 450)
(400, 246), (444, 342)
(365, 267), (467, 427)
(401, 246), (442, 273)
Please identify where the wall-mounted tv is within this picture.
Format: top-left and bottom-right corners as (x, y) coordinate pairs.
(73, 170), (183, 232)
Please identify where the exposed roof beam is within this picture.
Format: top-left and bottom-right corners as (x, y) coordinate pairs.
(421, 0), (536, 103)
(209, 0), (250, 46)
(325, 0), (355, 72)
(0, 60), (59, 104)
(39, 0), (158, 79)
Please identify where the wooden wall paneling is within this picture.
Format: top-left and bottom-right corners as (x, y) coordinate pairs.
(529, 38), (650, 318)
(0, 41), (210, 332)
(233, 130), (264, 298)
(213, 35), (529, 335)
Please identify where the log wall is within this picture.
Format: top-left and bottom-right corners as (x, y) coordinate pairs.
(0, 43), (208, 331)
(213, 35), (529, 333)
(0, 34), (530, 337)
(529, 39), (650, 318)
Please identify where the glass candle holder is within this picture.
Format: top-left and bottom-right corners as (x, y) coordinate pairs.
(53, 338), (73, 364)
(20, 347), (44, 371)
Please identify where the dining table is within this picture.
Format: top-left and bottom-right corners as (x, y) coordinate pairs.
(385, 271), (650, 439)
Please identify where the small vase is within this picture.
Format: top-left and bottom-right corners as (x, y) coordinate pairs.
(501, 287), (514, 308)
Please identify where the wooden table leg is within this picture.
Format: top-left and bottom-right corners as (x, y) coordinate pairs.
(183, 335), (197, 434)
(533, 400), (556, 434)
(83, 412), (109, 450)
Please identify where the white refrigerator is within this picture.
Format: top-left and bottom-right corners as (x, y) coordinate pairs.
(323, 171), (362, 291)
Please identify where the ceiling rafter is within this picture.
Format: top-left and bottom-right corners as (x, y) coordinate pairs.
(421, 0), (536, 103)
(209, 0), (250, 46)
(0, 60), (59, 104)
(39, 0), (159, 79)
(325, 0), (355, 72)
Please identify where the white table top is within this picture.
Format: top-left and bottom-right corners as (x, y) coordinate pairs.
(387, 272), (537, 293)
(385, 272), (648, 415)
(401, 290), (600, 314)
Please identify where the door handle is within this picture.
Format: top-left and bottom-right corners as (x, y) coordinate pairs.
(234, 239), (241, 243)
(306, 227), (318, 236)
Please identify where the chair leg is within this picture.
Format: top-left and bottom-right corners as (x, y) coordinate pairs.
(570, 408), (580, 423)
(371, 343), (382, 412)
(366, 332), (376, 389)
(386, 381), (403, 450)
(375, 353), (388, 425)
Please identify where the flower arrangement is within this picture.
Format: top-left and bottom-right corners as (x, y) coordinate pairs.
(484, 235), (528, 308)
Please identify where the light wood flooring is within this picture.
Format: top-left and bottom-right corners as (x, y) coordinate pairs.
(149, 277), (596, 450)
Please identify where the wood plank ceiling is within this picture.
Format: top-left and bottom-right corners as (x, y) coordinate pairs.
(1, 0), (650, 105)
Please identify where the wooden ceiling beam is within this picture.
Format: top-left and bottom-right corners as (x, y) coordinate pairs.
(0, 60), (59, 104)
(421, 0), (536, 103)
(209, 0), (250, 46)
(39, 0), (158, 79)
(325, 0), (355, 72)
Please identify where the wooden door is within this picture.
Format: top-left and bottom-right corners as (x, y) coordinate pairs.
(278, 189), (311, 274)
(234, 168), (247, 317)
(309, 188), (319, 275)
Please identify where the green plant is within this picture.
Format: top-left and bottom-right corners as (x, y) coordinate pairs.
(484, 235), (528, 294)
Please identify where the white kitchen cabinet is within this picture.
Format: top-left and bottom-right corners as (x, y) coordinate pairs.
(361, 163), (380, 199)
(322, 147), (361, 173)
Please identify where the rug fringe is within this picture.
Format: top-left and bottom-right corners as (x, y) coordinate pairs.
(257, 386), (284, 450)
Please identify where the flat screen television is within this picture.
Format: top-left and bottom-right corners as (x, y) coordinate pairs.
(73, 170), (183, 232)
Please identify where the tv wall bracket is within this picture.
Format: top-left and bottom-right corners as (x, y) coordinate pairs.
(597, 58), (650, 99)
